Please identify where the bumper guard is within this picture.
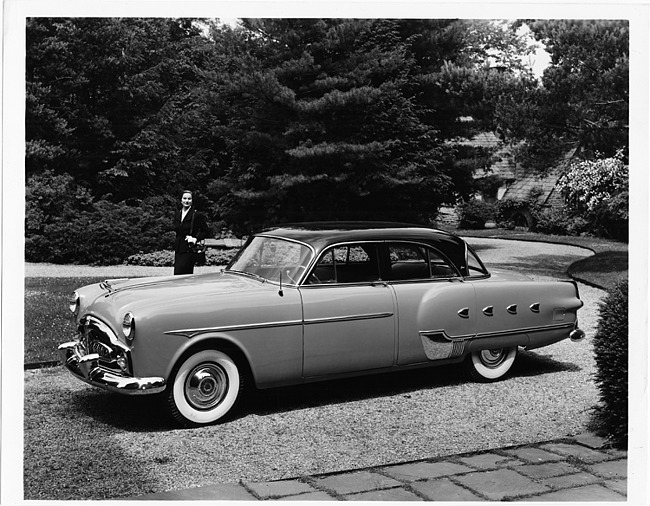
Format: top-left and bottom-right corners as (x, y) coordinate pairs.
(58, 341), (166, 395)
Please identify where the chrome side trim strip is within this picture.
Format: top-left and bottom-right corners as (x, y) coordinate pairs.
(303, 312), (394, 325)
(165, 319), (304, 338)
(166, 312), (394, 338)
(420, 321), (576, 342)
(476, 321), (575, 339)
(420, 329), (473, 340)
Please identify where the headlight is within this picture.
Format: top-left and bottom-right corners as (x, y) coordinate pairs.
(122, 312), (135, 342)
(69, 291), (79, 314)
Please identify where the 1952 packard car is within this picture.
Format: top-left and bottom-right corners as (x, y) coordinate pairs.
(59, 222), (585, 427)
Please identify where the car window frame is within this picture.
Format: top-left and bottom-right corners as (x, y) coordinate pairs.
(384, 241), (462, 284)
(302, 240), (462, 287)
(226, 234), (316, 286)
(464, 244), (490, 279)
(302, 241), (384, 286)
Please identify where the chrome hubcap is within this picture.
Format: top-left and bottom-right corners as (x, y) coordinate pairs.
(479, 349), (507, 368)
(185, 364), (228, 410)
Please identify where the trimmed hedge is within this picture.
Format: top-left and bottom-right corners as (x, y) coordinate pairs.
(591, 279), (628, 448)
(125, 248), (238, 267)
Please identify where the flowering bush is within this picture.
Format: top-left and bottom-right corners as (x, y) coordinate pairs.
(558, 152), (628, 241)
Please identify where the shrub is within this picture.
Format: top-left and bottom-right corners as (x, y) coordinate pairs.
(456, 199), (494, 229)
(532, 207), (568, 235)
(26, 172), (183, 264)
(591, 279), (628, 448)
(26, 200), (176, 265)
(207, 248), (239, 266)
(125, 250), (176, 267)
(534, 206), (591, 236)
(494, 188), (545, 230)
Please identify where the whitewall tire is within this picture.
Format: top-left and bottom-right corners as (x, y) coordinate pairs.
(166, 349), (243, 427)
(465, 346), (518, 382)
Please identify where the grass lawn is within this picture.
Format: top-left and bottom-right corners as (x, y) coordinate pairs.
(25, 277), (105, 364)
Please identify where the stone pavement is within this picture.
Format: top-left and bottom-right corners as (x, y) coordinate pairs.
(130, 433), (627, 501)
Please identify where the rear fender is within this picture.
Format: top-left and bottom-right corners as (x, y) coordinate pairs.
(465, 333), (530, 353)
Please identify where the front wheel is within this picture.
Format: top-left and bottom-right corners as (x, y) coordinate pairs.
(465, 347), (518, 382)
(165, 349), (244, 427)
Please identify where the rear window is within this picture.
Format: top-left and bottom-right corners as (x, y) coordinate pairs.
(388, 243), (458, 281)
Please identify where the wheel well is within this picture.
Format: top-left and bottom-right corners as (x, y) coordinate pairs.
(170, 338), (255, 389)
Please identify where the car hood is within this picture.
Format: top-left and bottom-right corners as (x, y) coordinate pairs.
(78, 271), (281, 322)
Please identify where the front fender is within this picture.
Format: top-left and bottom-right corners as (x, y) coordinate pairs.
(163, 332), (255, 383)
(161, 324), (304, 389)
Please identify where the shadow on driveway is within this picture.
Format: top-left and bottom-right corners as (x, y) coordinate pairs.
(70, 349), (582, 432)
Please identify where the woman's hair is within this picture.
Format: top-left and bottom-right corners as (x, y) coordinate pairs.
(181, 190), (193, 198)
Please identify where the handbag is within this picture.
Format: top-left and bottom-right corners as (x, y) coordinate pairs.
(188, 210), (206, 256)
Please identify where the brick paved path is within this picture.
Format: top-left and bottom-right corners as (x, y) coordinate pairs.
(129, 433), (627, 501)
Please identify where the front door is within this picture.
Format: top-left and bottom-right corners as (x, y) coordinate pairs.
(299, 243), (396, 378)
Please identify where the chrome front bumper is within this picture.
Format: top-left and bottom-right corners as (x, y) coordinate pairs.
(58, 341), (166, 395)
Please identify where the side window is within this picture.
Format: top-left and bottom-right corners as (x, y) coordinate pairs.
(389, 244), (429, 280)
(387, 243), (458, 281)
(306, 244), (380, 284)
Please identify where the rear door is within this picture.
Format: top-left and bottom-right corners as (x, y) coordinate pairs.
(382, 242), (477, 365)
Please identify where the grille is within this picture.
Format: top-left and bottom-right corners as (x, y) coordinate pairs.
(78, 316), (130, 374)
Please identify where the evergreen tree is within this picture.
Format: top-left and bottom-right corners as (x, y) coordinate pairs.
(209, 19), (458, 233)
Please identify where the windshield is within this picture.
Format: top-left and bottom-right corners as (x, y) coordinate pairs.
(227, 236), (313, 285)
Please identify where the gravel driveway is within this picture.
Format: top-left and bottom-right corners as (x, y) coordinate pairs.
(23, 239), (604, 500)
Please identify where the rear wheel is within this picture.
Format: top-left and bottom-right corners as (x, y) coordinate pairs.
(165, 349), (244, 427)
(465, 347), (517, 382)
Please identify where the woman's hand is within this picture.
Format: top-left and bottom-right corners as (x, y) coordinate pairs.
(185, 236), (197, 244)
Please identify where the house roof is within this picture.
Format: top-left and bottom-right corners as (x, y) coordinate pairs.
(500, 147), (578, 206)
(501, 170), (564, 206)
(456, 132), (516, 181)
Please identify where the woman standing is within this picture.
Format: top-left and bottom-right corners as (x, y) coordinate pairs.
(174, 190), (208, 275)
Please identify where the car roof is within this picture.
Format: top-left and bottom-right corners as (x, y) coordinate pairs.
(258, 222), (468, 270)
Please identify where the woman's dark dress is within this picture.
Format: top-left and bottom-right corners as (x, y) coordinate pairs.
(173, 207), (208, 275)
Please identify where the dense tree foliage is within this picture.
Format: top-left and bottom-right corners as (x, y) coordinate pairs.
(26, 18), (208, 193)
(496, 20), (629, 170)
(25, 18), (628, 263)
